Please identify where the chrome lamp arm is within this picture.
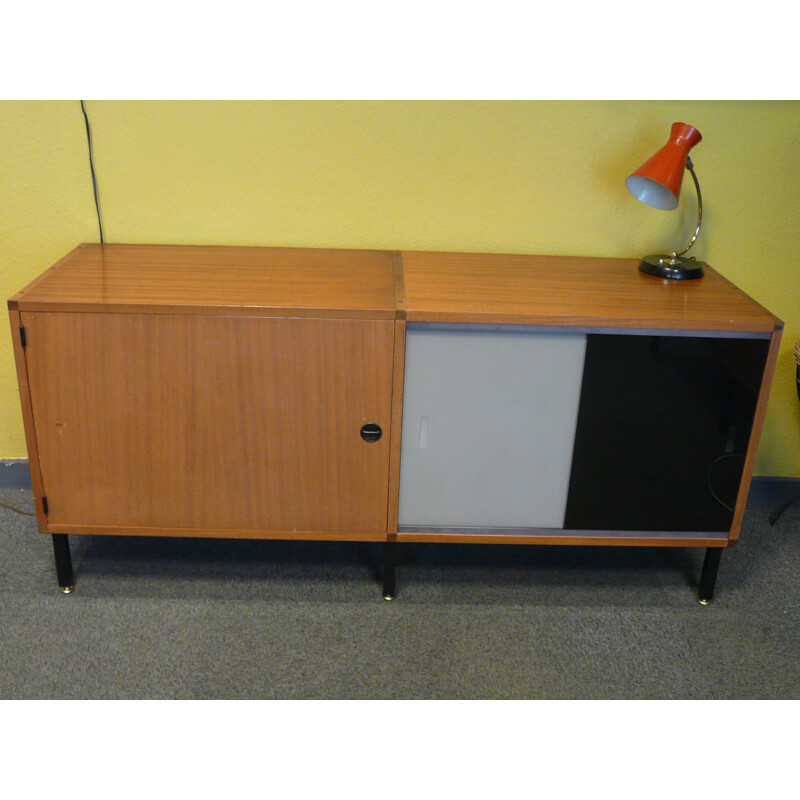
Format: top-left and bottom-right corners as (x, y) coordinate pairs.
(668, 156), (703, 261)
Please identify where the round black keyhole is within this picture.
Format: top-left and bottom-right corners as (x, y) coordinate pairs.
(360, 423), (382, 442)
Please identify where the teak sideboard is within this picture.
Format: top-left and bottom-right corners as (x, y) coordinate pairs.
(8, 244), (782, 602)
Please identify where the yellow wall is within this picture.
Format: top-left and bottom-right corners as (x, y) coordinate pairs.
(2, 100), (799, 474)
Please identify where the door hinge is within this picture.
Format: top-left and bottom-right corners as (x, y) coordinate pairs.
(42, 495), (48, 515)
(19, 325), (26, 348)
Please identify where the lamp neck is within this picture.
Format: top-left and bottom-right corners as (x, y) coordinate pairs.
(668, 157), (702, 260)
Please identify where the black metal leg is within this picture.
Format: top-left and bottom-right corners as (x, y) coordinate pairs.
(51, 534), (74, 593)
(382, 539), (396, 600)
(697, 547), (722, 605)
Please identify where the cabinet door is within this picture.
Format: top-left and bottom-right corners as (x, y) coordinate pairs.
(564, 333), (770, 532)
(398, 325), (587, 528)
(23, 312), (395, 536)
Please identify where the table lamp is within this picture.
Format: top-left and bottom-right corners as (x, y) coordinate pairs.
(626, 122), (705, 280)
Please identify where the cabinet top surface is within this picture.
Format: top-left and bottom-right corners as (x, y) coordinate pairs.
(9, 244), (398, 319)
(9, 244), (780, 332)
(401, 251), (781, 332)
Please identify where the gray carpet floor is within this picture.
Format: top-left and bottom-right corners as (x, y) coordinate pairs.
(1, 486), (798, 699)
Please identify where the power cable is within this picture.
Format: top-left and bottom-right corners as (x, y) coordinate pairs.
(0, 499), (36, 516)
(80, 100), (104, 243)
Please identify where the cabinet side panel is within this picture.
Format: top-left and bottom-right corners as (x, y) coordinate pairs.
(7, 309), (47, 530)
(386, 319), (406, 534)
(729, 326), (782, 540)
(398, 327), (586, 528)
(22, 312), (394, 535)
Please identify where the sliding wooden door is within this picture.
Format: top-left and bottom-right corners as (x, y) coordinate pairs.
(22, 311), (395, 538)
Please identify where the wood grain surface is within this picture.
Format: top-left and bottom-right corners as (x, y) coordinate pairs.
(396, 531), (731, 547)
(7, 309), (48, 531)
(10, 244), (397, 319)
(22, 311), (395, 535)
(386, 320), (406, 533)
(45, 524), (387, 542)
(729, 326), (783, 541)
(401, 251), (780, 331)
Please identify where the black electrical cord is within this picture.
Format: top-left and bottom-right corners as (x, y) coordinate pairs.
(707, 452), (745, 513)
(80, 100), (104, 243)
(794, 340), (800, 403)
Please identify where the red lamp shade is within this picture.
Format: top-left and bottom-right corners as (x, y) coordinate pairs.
(626, 122), (702, 210)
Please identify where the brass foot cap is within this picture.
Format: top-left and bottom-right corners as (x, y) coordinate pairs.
(382, 594), (394, 601)
(697, 597), (711, 605)
(59, 585), (74, 594)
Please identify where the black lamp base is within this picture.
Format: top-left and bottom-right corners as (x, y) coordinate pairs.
(639, 254), (704, 280)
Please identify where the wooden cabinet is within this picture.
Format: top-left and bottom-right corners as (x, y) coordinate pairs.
(9, 244), (782, 601)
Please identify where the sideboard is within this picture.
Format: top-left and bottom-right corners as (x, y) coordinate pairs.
(8, 244), (782, 602)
